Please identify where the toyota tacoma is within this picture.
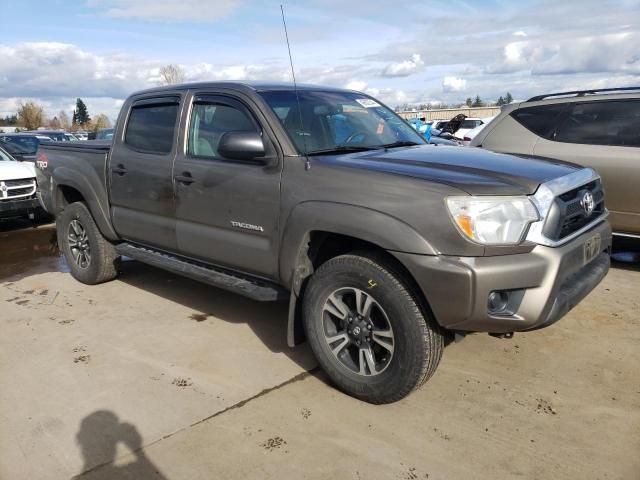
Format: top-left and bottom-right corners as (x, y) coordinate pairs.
(36, 82), (611, 403)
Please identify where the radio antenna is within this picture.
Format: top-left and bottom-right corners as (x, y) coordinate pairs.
(280, 4), (310, 169)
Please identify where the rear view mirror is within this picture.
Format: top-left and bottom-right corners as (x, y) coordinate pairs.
(218, 132), (266, 162)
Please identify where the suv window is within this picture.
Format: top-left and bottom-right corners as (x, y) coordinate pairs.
(511, 104), (566, 139)
(125, 99), (179, 154)
(554, 100), (640, 147)
(188, 102), (258, 158)
(461, 119), (482, 129)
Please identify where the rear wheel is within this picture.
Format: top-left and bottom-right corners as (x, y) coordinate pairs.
(303, 253), (444, 404)
(57, 202), (118, 285)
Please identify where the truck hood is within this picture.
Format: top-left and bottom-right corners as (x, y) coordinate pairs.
(0, 161), (36, 180)
(318, 145), (580, 195)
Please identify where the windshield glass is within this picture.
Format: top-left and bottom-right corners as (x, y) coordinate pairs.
(0, 146), (14, 161)
(0, 136), (39, 154)
(258, 90), (425, 154)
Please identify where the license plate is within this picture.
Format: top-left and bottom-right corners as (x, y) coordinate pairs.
(583, 233), (601, 265)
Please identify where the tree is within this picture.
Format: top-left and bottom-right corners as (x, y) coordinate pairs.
(48, 116), (61, 129)
(496, 96), (505, 106)
(92, 113), (112, 131)
(159, 64), (186, 85)
(465, 97), (473, 107)
(505, 92), (513, 104)
(471, 95), (485, 107)
(58, 110), (71, 130)
(17, 101), (45, 130)
(73, 98), (90, 126)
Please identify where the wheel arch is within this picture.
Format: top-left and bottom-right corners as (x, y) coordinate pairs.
(52, 167), (118, 241)
(280, 202), (438, 347)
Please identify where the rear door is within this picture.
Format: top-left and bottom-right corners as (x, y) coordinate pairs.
(172, 91), (283, 279)
(533, 99), (640, 234)
(109, 94), (182, 251)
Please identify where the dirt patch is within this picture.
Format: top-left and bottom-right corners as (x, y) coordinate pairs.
(300, 408), (311, 419)
(260, 436), (287, 452)
(189, 313), (209, 322)
(172, 377), (193, 388)
(535, 398), (558, 415)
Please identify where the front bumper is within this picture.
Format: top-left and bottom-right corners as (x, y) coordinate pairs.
(0, 197), (41, 218)
(395, 220), (612, 333)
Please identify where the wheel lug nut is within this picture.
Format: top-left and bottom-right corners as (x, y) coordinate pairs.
(367, 324), (372, 330)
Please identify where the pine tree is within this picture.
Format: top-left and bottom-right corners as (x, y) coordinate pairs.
(505, 92), (513, 104)
(465, 97), (473, 107)
(496, 96), (505, 106)
(471, 95), (484, 107)
(74, 98), (90, 126)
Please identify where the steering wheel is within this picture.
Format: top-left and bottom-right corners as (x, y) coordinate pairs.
(344, 131), (370, 144)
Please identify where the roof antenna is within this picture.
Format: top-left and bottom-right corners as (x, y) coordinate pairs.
(280, 4), (310, 170)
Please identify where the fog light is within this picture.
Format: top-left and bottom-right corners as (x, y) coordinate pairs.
(488, 290), (510, 314)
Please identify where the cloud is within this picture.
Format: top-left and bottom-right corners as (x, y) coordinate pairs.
(87, 0), (242, 22)
(442, 76), (467, 92)
(488, 32), (640, 75)
(381, 54), (424, 77)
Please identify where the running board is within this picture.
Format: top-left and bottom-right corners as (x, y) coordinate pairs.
(115, 243), (288, 302)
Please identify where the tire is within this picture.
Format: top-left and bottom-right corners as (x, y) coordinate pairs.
(303, 253), (444, 404)
(57, 202), (118, 285)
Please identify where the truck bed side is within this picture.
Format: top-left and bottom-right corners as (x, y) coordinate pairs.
(36, 141), (119, 241)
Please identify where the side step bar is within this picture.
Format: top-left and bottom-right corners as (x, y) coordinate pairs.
(115, 243), (288, 302)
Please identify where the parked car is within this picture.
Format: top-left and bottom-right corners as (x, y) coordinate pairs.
(461, 117), (497, 146)
(36, 82), (610, 403)
(407, 119), (459, 146)
(95, 128), (114, 140)
(74, 131), (89, 141)
(64, 133), (79, 141)
(27, 130), (68, 141)
(0, 144), (43, 221)
(0, 133), (48, 162)
(471, 87), (640, 238)
(454, 117), (485, 139)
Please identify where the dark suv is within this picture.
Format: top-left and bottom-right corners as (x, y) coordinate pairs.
(471, 87), (640, 239)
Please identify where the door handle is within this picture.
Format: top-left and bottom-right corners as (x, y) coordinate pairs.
(174, 172), (195, 185)
(112, 164), (127, 175)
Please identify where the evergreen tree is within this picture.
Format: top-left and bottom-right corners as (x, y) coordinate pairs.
(74, 98), (90, 126)
(496, 96), (505, 106)
(465, 97), (473, 107)
(471, 95), (484, 107)
(505, 92), (513, 104)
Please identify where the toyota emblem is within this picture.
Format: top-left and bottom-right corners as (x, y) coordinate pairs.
(580, 191), (595, 217)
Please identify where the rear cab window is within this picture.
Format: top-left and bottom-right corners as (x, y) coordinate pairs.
(124, 96), (180, 154)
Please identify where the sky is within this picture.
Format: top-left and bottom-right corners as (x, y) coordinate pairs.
(1, 0), (639, 121)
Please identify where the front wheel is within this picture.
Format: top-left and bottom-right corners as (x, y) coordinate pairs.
(57, 202), (118, 285)
(303, 253), (444, 404)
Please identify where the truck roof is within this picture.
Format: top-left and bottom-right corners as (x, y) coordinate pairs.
(129, 81), (358, 97)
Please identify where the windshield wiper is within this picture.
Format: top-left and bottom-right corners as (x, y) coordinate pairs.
(378, 140), (422, 149)
(307, 145), (380, 156)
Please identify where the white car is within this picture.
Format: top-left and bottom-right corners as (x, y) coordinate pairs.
(0, 145), (42, 221)
(454, 117), (485, 139)
(461, 117), (497, 145)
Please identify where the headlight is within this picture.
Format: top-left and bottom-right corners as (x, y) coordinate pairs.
(446, 196), (540, 245)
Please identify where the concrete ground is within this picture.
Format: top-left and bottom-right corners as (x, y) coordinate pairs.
(1, 221), (639, 480)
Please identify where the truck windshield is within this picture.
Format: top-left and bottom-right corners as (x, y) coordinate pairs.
(258, 90), (426, 155)
(0, 136), (39, 154)
(0, 147), (15, 161)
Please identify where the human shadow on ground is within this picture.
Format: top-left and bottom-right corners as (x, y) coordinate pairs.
(73, 410), (168, 480)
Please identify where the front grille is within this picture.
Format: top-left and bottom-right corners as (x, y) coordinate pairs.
(0, 178), (36, 200)
(542, 180), (605, 241)
(3, 178), (33, 187)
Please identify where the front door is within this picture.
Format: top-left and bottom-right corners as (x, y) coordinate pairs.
(173, 93), (282, 279)
(109, 95), (182, 251)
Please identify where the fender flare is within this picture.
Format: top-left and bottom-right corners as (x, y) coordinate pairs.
(52, 166), (119, 241)
(279, 201), (437, 347)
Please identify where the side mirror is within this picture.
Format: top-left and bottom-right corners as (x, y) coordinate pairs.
(218, 131), (266, 162)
